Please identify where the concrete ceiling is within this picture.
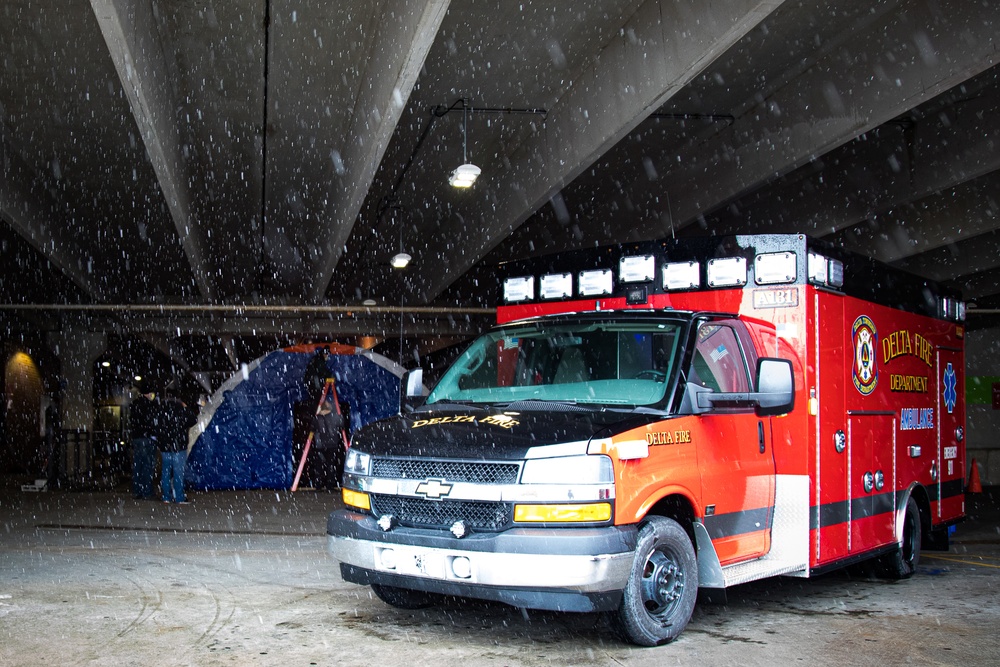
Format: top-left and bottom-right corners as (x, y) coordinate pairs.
(2, 0), (999, 371)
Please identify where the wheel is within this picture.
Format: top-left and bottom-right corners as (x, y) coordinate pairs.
(370, 583), (439, 609)
(878, 496), (921, 579)
(612, 516), (698, 646)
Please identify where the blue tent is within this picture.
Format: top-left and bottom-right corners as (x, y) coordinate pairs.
(186, 344), (403, 490)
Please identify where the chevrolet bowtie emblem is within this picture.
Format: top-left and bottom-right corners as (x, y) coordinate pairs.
(415, 478), (453, 499)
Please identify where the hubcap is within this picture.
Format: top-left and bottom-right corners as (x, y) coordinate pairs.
(641, 550), (685, 618)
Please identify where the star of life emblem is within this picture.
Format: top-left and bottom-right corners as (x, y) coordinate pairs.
(943, 363), (958, 414)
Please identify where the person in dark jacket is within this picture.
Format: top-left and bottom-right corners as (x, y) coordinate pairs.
(303, 347), (332, 402)
(155, 392), (196, 504)
(311, 399), (346, 489)
(130, 383), (160, 499)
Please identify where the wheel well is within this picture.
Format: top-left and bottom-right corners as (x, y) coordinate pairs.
(907, 484), (932, 536)
(645, 494), (697, 545)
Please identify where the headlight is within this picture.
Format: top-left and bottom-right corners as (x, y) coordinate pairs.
(344, 449), (372, 476)
(521, 455), (613, 484)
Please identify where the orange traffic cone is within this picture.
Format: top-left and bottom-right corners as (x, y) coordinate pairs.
(968, 458), (982, 494)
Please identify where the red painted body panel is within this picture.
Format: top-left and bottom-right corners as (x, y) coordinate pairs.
(497, 239), (965, 575)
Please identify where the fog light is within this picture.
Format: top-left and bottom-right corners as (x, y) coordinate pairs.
(451, 556), (472, 579)
(450, 520), (469, 539)
(377, 514), (397, 532)
(379, 548), (397, 570)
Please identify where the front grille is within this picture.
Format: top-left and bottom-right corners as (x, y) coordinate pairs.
(370, 494), (513, 532)
(371, 457), (520, 484)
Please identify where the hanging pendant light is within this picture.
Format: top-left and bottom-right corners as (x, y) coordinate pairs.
(390, 206), (411, 269)
(390, 251), (411, 269)
(449, 100), (480, 188)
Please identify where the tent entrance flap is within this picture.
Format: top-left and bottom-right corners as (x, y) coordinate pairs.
(186, 346), (404, 491)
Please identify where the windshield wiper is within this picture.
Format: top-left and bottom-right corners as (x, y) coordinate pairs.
(491, 399), (594, 412)
(417, 401), (489, 412)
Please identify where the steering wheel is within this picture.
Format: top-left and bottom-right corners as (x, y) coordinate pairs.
(634, 370), (667, 382)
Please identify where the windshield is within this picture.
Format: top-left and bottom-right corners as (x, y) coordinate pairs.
(426, 319), (684, 407)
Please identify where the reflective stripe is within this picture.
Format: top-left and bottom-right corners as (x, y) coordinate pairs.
(809, 479), (964, 530)
(702, 506), (773, 540)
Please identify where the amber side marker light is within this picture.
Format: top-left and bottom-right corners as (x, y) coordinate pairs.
(514, 503), (612, 523)
(342, 488), (371, 511)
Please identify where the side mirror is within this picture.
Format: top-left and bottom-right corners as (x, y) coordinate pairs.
(754, 358), (794, 416)
(691, 357), (794, 416)
(399, 368), (426, 413)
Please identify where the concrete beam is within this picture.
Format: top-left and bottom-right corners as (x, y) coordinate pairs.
(0, 133), (99, 298)
(667, 0), (1000, 232)
(89, 0), (216, 301)
(307, 0), (451, 301)
(956, 267), (1000, 302)
(705, 82), (1000, 253)
(835, 170), (1000, 264)
(893, 231), (1000, 284)
(415, 0), (785, 302)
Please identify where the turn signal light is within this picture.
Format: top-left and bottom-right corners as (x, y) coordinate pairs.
(342, 488), (371, 511)
(513, 502), (612, 523)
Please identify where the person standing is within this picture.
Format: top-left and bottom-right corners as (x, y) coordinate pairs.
(311, 399), (346, 490)
(130, 383), (159, 499)
(156, 392), (196, 504)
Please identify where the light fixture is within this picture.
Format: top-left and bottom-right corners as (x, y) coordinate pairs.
(389, 205), (411, 269)
(449, 100), (480, 188)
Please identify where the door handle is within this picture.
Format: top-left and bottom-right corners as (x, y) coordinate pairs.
(758, 421), (765, 454)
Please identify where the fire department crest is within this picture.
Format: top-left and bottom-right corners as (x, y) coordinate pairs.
(852, 315), (878, 395)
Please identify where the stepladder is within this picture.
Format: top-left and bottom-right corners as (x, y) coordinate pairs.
(291, 378), (349, 491)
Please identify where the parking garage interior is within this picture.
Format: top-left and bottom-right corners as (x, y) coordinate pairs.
(2, 1), (999, 663)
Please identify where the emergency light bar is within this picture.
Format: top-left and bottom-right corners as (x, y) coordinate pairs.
(754, 252), (796, 285)
(619, 255), (655, 283)
(540, 272), (573, 299)
(807, 252), (844, 289)
(707, 257), (747, 288)
(663, 261), (700, 291)
(940, 297), (966, 322)
(578, 269), (614, 296)
(496, 235), (961, 326)
(503, 275), (535, 303)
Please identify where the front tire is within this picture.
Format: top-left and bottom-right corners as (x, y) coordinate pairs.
(878, 496), (921, 579)
(370, 584), (439, 609)
(613, 516), (698, 646)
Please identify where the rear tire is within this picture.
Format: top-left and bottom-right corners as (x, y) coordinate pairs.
(878, 496), (921, 579)
(612, 516), (698, 646)
(370, 584), (438, 609)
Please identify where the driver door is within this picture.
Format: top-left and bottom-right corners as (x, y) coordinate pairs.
(690, 319), (777, 564)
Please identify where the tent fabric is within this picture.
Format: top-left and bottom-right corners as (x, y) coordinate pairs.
(186, 345), (404, 490)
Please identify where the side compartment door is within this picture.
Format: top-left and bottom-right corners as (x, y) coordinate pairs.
(690, 320), (777, 564)
(847, 413), (896, 553)
(936, 347), (965, 522)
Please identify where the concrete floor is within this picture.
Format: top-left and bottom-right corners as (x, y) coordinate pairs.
(1, 480), (998, 667)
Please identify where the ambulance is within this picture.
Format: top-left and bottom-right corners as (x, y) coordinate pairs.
(327, 234), (966, 646)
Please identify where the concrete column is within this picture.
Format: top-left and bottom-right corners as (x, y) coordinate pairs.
(47, 330), (107, 431)
(965, 326), (1000, 486)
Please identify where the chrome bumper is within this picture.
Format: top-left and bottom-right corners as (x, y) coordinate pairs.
(327, 509), (637, 612)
